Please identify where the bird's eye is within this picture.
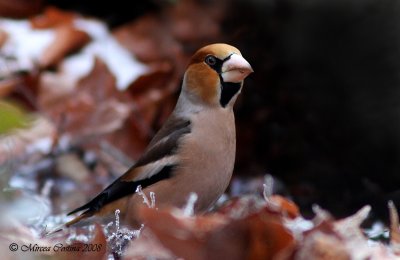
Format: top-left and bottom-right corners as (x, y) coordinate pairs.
(205, 55), (217, 66)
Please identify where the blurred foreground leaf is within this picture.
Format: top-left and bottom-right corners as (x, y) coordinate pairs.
(0, 100), (30, 134)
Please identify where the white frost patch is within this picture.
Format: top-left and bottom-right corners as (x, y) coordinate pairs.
(135, 185), (156, 208)
(0, 17), (148, 90)
(182, 192), (198, 217)
(364, 221), (389, 240)
(60, 52), (93, 85)
(284, 216), (314, 240)
(105, 209), (143, 257)
(60, 18), (148, 90)
(2, 190), (51, 226)
(0, 19), (55, 71)
(26, 136), (53, 154)
(74, 18), (109, 40)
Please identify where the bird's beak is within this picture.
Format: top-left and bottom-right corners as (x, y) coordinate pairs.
(221, 53), (253, 83)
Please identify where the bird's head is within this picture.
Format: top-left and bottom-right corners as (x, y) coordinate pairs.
(182, 43), (253, 109)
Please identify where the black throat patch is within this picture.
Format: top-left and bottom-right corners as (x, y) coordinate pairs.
(219, 80), (241, 107)
(206, 54), (242, 107)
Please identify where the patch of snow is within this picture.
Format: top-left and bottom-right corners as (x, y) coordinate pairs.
(105, 209), (143, 257)
(364, 221), (389, 240)
(182, 192), (198, 217)
(135, 185), (156, 208)
(9, 173), (38, 191)
(26, 137), (53, 154)
(4, 191), (51, 226)
(60, 18), (149, 90)
(0, 19), (55, 71)
(284, 216), (314, 240)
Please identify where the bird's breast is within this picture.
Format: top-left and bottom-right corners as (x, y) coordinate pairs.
(174, 107), (236, 211)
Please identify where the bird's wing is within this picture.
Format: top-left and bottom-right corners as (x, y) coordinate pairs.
(67, 116), (191, 216)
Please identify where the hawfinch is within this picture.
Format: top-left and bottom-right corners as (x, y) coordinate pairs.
(66, 43), (253, 227)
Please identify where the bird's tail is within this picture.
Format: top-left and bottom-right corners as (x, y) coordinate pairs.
(45, 212), (92, 236)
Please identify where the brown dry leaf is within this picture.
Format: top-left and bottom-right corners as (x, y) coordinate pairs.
(30, 7), (89, 69)
(104, 62), (181, 159)
(30, 6), (76, 29)
(389, 201), (400, 255)
(0, 116), (56, 164)
(38, 25), (90, 68)
(0, 0), (43, 18)
(295, 224), (350, 260)
(39, 58), (130, 138)
(207, 211), (295, 260)
(113, 0), (223, 70)
(124, 228), (176, 260)
(268, 195), (300, 219)
(113, 14), (182, 63)
(217, 196), (267, 219)
(55, 153), (91, 182)
(140, 202), (294, 260)
(0, 78), (20, 98)
(165, 0), (225, 44)
(293, 205), (393, 260)
(0, 28), (8, 48)
(139, 206), (228, 260)
(104, 113), (151, 160)
(129, 62), (178, 128)
(334, 205), (370, 242)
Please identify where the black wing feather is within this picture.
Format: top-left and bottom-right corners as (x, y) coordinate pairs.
(67, 165), (173, 216)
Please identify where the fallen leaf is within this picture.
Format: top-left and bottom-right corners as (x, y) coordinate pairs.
(140, 200), (294, 260)
(389, 201), (400, 255)
(165, 0), (224, 44)
(139, 206), (228, 260)
(0, 0), (43, 18)
(113, 14), (182, 63)
(39, 58), (130, 138)
(30, 7), (76, 29)
(268, 195), (300, 219)
(295, 227), (350, 260)
(38, 25), (90, 68)
(0, 28), (8, 47)
(0, 115), (55, 164)
(0, 78), (19, 98)
(207, 211), (295, 260)
(124, 228), (176, 260)
(55, 153), (91, 182)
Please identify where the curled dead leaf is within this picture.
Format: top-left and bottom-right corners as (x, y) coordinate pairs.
(0, 28), (8, 48)
(140, 203), (294, 260)
(0, 78), (20, 98)
(166, 0), (224, 43)
(295, 229), (350, 260)
(39, 25), (90, 68)
(113, 14), (182, 63)
(139, 206), (228, 260)
(30, 7), (76, 29)
(0, 116), (55, 164)
(124, 228), (176, 259)
(207, 211), (295, 260)
(268, 195), (300, 219)
(389, 201), (400, 254)
(0, 0), (43, 18)
(40, 58), (131, 138)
